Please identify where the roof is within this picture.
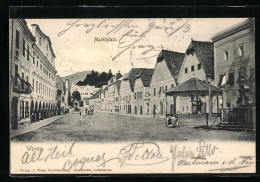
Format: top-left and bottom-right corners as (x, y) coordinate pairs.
(89, 88), (102, 99)
(117, 80), (121, 90)
(95, 82), (108, 88)
(108, 72), (123, 86)
(123, 68), (144, 92)
(56, 75), (64, 90)
(31, 24), (56, 58)
(186, 40), (214, 78)
(135, 69), (154, 87)
(157, 50), (185, 82)
(165, 78), (221, 96)
(17, 19), (35, 42)
(212, 18), (253, 42)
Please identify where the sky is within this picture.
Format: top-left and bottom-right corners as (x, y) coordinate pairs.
(26, 18), (247, 77)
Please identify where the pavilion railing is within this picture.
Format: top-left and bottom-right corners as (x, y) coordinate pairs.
(220, 107), (255, 126)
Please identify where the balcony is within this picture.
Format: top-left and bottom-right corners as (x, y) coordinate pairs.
(13, 74), (32, 94)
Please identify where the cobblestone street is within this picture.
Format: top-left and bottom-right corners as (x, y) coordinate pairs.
(11, 111), (255, 142)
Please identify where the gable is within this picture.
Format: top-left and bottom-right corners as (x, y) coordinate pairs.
(134, 78), (144, 89)
(150, 60), (175, 86)
(177, 52), (206, 84)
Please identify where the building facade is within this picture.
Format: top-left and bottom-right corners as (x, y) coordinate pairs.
(56, 75), (67, 114)
(133, 69), (154, 115)
(120, 68), (143, 114)
(9, 19), (57, 129)
(176, 40), (218, 114)
(107, 72), (122, 112)
(212, 18), (255, 108)
(150, 50), (184, 116)
(71, 83), (99, 107)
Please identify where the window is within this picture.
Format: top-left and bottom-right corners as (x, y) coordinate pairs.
(22, 39), (25, 56)
(15, 64), (18, 86)
(198, 63), (201, 70)
(250, 68), (255, 86)
(40, 64), (42, 70)
(37, 61), (38, 67)
(224, 51), (228, 60)
(182, 106), (184, 112)
(186, 106), (188, 112)
(15, 30), (19, 49)
(33, 57), (35, 64)
(21, 72), (24, 89)
(140, 91), (142, 99)
(39, 83), (41, 94)
(20, 101), (24, 119)
(165, 85), (168, 91)
(227, 72), (235, 87)
(36, 81), (38, 93)
(191, 65), (194, 72)
(239, 45), (244, 56)
(39, 37), (41, 46)
(154, 88), (156, 96)
(27, 45), (30, 61)
(135, 93), (136, 99)
(26, 76), (28, 83)
(185, 67), (188, 73)
(171, 84), (174, 88)
(46, 45), (48, 51)
(25, 101), (29, 118)
(32, 79), (34, 92)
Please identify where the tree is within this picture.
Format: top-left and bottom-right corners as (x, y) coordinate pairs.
(72, 91), (81, 101)
(76, 69), (114, 86)
(108, 69), (113, 80)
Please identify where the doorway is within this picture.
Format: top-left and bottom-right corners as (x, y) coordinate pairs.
(11, 97), (18, 130)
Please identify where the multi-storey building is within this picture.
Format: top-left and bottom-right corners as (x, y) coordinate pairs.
(9, 19), (57, 129)
(10, 19), (35, 129)
(107, 72), (122, 112)
(120, 68), (143, 114)
(133, 69), (154, 115)
(30, 24), (57, 121)
(71, 83), (98, 99)
(150, 50), (184, 116)
(212, 18), (255, 108)
(56, 75), (67, 114)
(89, 88), (103, 110)
(176, 40), (217, 114)
(100, 85), (108, 111)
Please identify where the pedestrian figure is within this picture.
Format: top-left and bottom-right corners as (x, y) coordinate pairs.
(197, 98), (203, 114)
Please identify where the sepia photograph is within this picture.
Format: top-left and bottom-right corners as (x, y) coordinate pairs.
(9, 17), (256, 174)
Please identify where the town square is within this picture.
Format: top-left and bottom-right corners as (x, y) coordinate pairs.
(9, 18), (255, 142)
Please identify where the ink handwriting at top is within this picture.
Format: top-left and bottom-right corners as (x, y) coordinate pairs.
(57, 19), (191, 60)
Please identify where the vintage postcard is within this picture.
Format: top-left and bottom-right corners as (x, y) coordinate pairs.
(9, 18), (255, 174)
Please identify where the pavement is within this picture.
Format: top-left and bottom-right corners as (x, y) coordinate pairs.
(11, 111), (255, 142)
(10, 115), (64, 138)
(96, 110), (165, 118)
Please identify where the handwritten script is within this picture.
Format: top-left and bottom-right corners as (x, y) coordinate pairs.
(20, 140), (255, 173)
(57, 19), (191, 61)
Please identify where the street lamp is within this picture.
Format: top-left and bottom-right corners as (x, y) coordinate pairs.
(206, 74), (213, 126)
